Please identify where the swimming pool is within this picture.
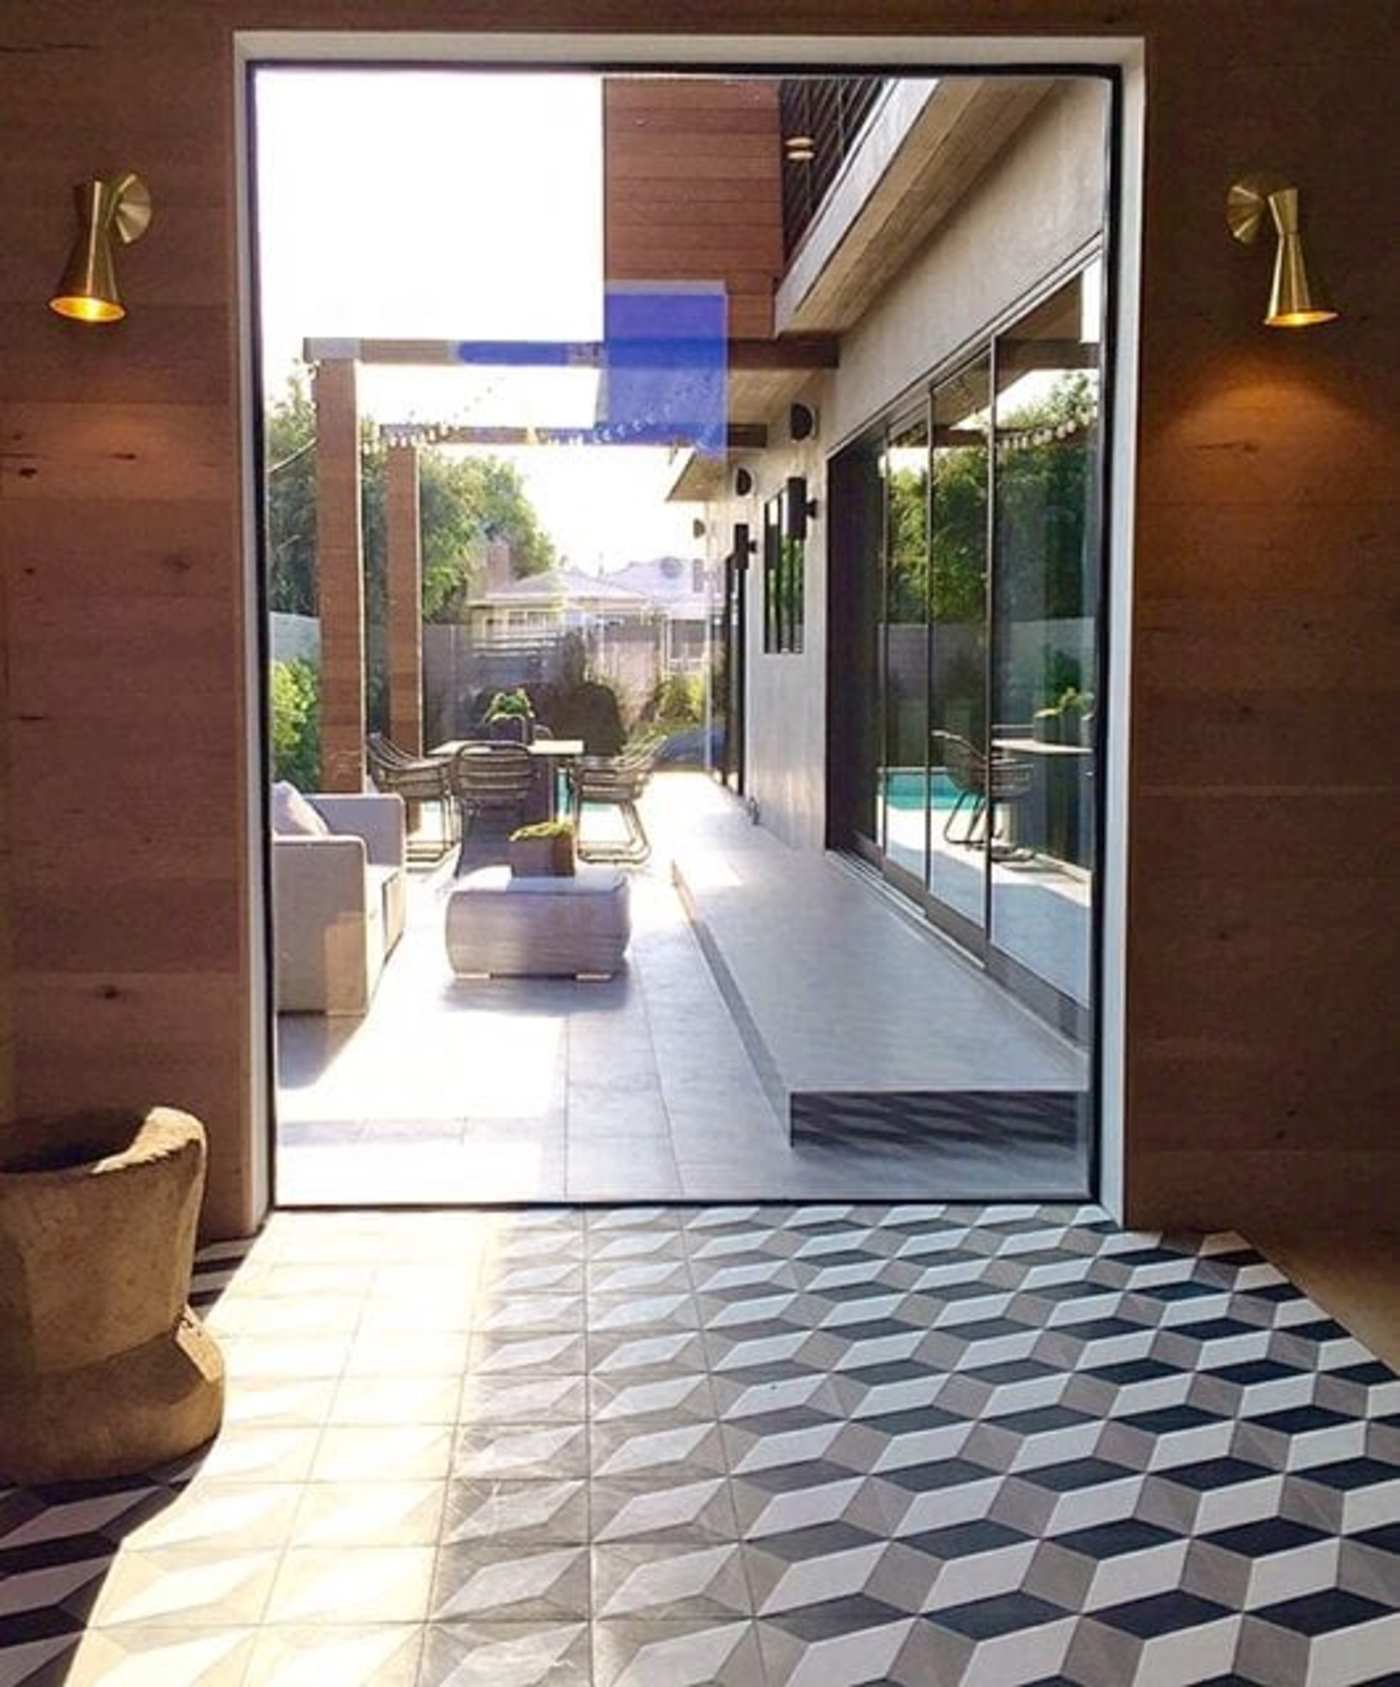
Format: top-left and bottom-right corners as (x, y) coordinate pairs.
(883, 770), (960, 811)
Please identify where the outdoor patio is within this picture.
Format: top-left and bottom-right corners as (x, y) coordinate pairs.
(276, 774), (1089, 1205)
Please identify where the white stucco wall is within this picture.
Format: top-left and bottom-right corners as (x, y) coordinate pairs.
(827, 78), (1110, 450)
(702, 77), (1108, 854)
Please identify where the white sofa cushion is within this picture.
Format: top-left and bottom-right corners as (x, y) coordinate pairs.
(272, 781), (329, 838)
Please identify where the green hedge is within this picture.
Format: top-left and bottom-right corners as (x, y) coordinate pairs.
(270, 658), (320, 789)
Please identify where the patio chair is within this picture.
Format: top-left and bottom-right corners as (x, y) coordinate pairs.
(567, 740), (659, 865)
(449, 742), (535, 842)
(367, 731), (457, 848)
(933, 729), (1032, 855)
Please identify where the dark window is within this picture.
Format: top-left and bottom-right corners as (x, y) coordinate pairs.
(763, 487), (805, 654)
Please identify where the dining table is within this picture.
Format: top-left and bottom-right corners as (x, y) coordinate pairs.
(430, 737), (587, 821)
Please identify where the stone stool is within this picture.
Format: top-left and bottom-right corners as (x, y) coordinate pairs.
(446, 865), (631, 977)
(0, 1107), (225, 1483)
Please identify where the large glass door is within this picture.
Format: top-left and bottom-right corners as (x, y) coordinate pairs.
(880, 412), (930, 887)
(827, 258), (1104, 1040)
(989, 266), (1101, 1016)
(926, 355), (991, 943)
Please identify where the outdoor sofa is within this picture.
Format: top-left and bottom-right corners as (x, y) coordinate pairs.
(271, 784), (407, 1014)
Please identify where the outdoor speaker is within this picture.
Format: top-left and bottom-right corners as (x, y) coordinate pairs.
(789, 402), (818, 442)
(691, 517), (706, 539)
(732, 522), (755, 567)
(734, 466), (754, 496)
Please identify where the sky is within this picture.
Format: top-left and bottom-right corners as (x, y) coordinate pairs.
(255, 69), (698, 572)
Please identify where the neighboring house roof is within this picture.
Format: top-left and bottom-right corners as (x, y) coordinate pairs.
(470, 567), (654, 609)
(608, 556), (700, 599)
(609, 556), (710, 621)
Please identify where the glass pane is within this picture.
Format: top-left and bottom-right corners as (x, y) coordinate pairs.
(927, 354), (991, 933)
(881, 414), (930, 882)
(989, 264), (1102, 1009)
(828, 435), (884, 847)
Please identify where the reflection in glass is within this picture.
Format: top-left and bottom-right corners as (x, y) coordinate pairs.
(926, 355), (991, 934)
(989, 264), (1101, 1007)
(881, 414), (929, 882)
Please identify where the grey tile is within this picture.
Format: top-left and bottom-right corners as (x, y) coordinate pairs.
(418, 1621), (590, 1686)
(441, 1479), (590, 1546)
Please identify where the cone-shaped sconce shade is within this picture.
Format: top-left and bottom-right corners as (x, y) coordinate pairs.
(1226, 175), (1337, 330)
(1264, 187), (1339, 328)
(50, 173), (151, 324)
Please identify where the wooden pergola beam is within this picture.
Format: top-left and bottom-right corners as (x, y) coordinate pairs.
(378, 422), (769, 451)
(313, 359), (364, 793)
(304, 336), (837, 372)
(385, 446), (423, 758)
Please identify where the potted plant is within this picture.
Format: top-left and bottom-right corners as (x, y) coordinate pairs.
(1058, 686), (1095, 746)
(509, 818), (576, 877)
(485, 687), (535, 744)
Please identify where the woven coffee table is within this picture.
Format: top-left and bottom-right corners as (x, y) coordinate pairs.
(445, 865), (631, 978)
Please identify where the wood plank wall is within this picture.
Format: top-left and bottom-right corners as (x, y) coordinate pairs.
(0, 2), (1394, 1238)
(603, 79), (784, 338)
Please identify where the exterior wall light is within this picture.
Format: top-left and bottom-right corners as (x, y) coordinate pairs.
(1226, 174), (1338, 328)
(49, 173), (152, 323)
(784, 135), (816, 163)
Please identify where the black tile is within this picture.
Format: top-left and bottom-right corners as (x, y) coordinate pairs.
(1022, 1458), (1137, 1492)
(861, 1407), (966, 1435)
(899, 1520), (1029, 1559)
(1206, 1360), (1305, 1386)
(1253, 1589), (1390, 1635)
(963, 1359), (1061, 1385)
(1051, 1519), (1178, 1558)
(984, 1406), (1094, 1434)
(1351, 1521), (1400, 1553)
(1096, 1591), (1233, 1637)
(1299, 1458), (1398, 1491)
(1248, 1406), (1354, 1434)
(880, 1459), (1000, 1493)
(1157, 1459), (1273, 1492)
(1118, 1405), (1223, 1434)
(751, 1522), (882, 1561)
(742, 1460), (862, 1495)
(1201, 1518), (1327, 1557)
(765, 1595), (910, 1640)
(1332, 1361), (1398, 1386)
(1085, 1358), (1178, 1384)
(929, 1592), (1067, 1639)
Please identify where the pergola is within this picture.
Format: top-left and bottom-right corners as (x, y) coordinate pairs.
(305, 328), (837, 791)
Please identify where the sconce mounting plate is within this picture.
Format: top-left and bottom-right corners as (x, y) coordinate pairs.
(110, 173), (153, 246)
(1226, 173), (1290, 245)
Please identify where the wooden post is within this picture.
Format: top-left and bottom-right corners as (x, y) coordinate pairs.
(386, 445), (424, 756)
(314, 359), (364, 791)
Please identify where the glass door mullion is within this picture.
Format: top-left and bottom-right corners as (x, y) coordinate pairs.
(982, 331), (999, 944)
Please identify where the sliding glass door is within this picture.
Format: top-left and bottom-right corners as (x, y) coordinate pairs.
(927, 355), (991, 942)
(881, 411), (930, 885)
(827, 258), (1104, 1038)
(989, 267), (1101, 1012)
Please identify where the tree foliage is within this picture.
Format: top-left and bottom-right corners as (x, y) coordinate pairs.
(264, 368), (556, 625)
(883, 372), (1098, 631)
(269, 658), (321, 788)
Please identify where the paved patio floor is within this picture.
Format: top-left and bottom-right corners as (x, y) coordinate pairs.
(276, 775), (1087, 1205)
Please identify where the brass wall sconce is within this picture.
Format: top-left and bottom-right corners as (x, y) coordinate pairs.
(1226, 174), (1337, 328)
(49, 173), (152, 323)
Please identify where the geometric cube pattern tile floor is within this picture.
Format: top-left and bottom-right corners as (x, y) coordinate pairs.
(1, 1204), (1397, 1686)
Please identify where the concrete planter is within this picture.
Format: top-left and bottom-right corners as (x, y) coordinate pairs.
(0, 1107), (225, 1483)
